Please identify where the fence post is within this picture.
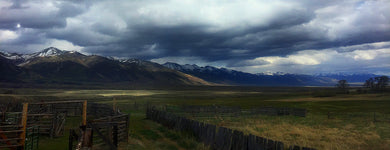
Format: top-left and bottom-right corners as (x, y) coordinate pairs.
(113, 124), (118, 147)
(125, 114), (129, 143)
(50, 112), (57, 138)
(113, 98), (117, 114)
(108, 116), (113, 143)
(134, 101), (138, 110)
(82, 101), (87, 126)
(82, 128), (93, 149)
(68, 129), (73, 150)
(20, 103), (28, 149)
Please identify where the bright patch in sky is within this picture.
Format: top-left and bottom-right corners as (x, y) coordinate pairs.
(0, 30), (18, 41)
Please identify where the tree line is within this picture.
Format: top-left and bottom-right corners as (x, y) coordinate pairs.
(337, 76), (389, 93)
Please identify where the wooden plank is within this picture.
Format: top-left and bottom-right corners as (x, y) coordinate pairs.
(125, 114), (129, 143)
(82, 128), (93, 148)
(0, 128), (15, 149)
(0, 130), (24, 133)
(0, 125), (23, 128)
(113, 97), (117, 114)
(68, 130), (73, 150)
(28, 114), (54, 116)
(0, 138), (22, 141)
(113, 125), (118, 147)
(108, 116), (113, 144)
(56, 116), (66, 136)
(29, 100), (85, 105)
(19, 103), (28, 149)
(0, 144), (22, 148)
(82, 101), (87, 126)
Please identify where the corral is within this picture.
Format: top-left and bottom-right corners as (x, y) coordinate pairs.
(0, 100), (130, 150)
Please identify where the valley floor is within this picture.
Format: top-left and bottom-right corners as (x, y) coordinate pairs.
(0, 87), (389, 150)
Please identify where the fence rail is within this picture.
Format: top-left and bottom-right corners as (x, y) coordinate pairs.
(165, 105), (307, 118)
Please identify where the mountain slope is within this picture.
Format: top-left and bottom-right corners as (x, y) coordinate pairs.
(0, 47), (76, 65)
(0, 56), (22, 82)
(0, 48), (211, 86)
(0, 56), (35, 83)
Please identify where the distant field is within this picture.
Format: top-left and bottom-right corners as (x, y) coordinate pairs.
(0, 87), (389, 150)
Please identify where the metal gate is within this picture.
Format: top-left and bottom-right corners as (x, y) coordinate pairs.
(24, 126), (39, 150)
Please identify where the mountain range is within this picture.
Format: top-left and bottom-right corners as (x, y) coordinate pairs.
(0, 47), (381, 87)
(0, 47), (210, 87)
(163, 62), (381, 86)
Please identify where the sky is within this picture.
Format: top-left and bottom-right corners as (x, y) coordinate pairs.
(0, 0), (389, 75)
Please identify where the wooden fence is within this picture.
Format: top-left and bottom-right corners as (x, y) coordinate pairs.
(28, 101), (84, 117)
(0, 101), (87, 150)
(0, 103), (30, 150)
(87, 103), (116, 118)
(147, 106), (315, 150)
(249, 107), (307, 117)
(165, 105), (307, 118)
(1, 112), (66, 138)
(28, 113), (66, 137)
(90, 114), (129, 149)
(0, 120), (24, 149)
(68, 102), (130, 150)
(166, 105), (241, 117)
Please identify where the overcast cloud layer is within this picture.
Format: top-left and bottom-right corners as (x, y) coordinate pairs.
(1, 0), (389, 75)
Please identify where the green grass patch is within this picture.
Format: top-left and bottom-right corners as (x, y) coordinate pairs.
(1, 87), (389, 150)
(139, 129), (162, 141)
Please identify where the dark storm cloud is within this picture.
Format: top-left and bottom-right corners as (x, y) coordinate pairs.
(80, 5), (316, 60)
(74, 0), (390, 63)
(1, 0), (390, 74)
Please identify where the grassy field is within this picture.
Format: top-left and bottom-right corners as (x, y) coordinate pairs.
(0, 87), (389, 150)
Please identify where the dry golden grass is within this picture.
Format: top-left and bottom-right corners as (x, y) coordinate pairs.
(269, 93), (390, 102)
(213, 117), (390, 150)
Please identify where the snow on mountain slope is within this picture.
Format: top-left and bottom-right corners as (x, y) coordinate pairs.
(35, 47), (66, 57)
(0, 47), (84, 65)
(118, 58), (144, 65)
(0, 50), (24, 60)
(0, 47), (212, 86)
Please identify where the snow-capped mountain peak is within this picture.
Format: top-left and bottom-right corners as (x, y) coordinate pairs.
(0, 50), (23, 60)
(163, 62), (204, 71)
(182, 64), (201, 70)
(35, 47), (66, 57)
(163, 62), (186, 70)
(0, 50), (11, 56)
(0, 47), (84, 65)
